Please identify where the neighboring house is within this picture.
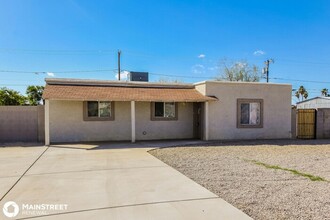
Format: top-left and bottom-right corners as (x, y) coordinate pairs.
(42, 78), (292, 144)
(295, 97), (330, 139)
(296, 97), (330, 109)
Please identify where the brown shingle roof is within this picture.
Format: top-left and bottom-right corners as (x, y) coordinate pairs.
(43, 84), (216, 102)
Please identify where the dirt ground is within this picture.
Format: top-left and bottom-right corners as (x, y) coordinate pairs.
(149, 139), (330, 220)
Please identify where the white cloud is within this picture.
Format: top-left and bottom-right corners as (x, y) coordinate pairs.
(46, 72), (55, 77)
(253, 50), (265, 56)
(115, 70), (129, 80)
(191, 64), (205, 74)
(198, 54), (206, 59)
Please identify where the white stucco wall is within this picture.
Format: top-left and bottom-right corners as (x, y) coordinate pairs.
(296, 98), (330, 109)
(195, 81), (292, 140)
(49, 100), (194, 143)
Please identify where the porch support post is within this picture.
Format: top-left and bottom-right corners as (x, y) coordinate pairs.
(131, 101), (136, 143)
(45, 99), (50, 146)
(204, 101), (209, 141)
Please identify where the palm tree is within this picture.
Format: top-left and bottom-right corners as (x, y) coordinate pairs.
(295, 90), (300, 100)
(295, 86), (308, 101)
(321, 88), (328, 97)
(303, 91), (308, 100)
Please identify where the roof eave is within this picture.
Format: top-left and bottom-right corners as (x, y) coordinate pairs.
(45, 78), (194, 89)
(43, 97), (217, 102)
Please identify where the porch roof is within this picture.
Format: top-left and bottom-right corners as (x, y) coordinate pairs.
(43, 79), (217, 102)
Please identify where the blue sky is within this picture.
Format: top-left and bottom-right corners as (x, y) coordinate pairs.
(1, 0), (330, 103)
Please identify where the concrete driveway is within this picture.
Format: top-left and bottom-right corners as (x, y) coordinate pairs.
(0, 142), (251, 220)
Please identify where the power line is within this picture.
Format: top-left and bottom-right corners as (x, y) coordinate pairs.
(1, 67), (330, 83)
(0, 79), (43, 82)
(147, 72), (330, 82)
(0, 84), (44, 86)
(0, 69), (117, 74)
(54, 69), (117, 73)
(278, 59), (330, 66)
(0, 48), (154, 58)
(3, 47), (330, 67)
(270, 77), (330, 84)
(0, 48), (117, 54)
(3, 48), (330, 65)
(0, 70), (37, 73)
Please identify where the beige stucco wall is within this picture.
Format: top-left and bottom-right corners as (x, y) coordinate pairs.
(49, 100), (194, 143)
(195, 81), (292, 140)
(135, 102), (194, 140)
(49, 101), (131, 142)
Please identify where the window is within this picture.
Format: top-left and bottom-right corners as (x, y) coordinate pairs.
(83, 101), (114, 121)
(237, 99), (263, 128)
(151, 102), (177, 120)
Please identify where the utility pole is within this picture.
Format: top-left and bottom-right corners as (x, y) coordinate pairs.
(118, 50), (121, 81)
(263, 59), (274, 83)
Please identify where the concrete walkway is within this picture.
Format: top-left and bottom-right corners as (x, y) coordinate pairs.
(0, 142), (251, 220)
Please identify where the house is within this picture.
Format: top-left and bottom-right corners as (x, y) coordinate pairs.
(42, 78), (292, 145)
(295, 97), (330, 139)
(296, 96), (330, 109)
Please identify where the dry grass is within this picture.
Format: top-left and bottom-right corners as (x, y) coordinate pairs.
(149, 139), (330, 220)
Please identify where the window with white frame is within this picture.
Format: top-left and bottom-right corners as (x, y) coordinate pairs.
(84, 101), (114, 121)
(237, 99), (263, 128)
(151, 102), (177, 120)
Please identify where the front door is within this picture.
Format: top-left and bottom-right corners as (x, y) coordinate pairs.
(193, 103), (202, 139)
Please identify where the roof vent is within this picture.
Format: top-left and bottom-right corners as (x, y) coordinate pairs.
(129, 72), (149, 82)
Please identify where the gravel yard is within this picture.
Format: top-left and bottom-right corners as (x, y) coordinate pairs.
(149, 140), (330, 220)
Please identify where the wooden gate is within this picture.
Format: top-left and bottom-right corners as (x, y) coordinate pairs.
(297, 109), (316, 139)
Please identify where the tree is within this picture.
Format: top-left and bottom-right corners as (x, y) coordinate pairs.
(215, 60), (261, 82)
(321, 88), (328, 97)
(295, 86), (308, 101)
(26, 85), (44, 105)
(0, 87), (27, 105)
(303, 91), (309, 100)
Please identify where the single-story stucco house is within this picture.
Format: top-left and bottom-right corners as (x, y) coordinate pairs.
(42, 78), (292, 145)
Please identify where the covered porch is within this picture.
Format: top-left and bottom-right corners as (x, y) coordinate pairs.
(42, 79), (216, 145)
